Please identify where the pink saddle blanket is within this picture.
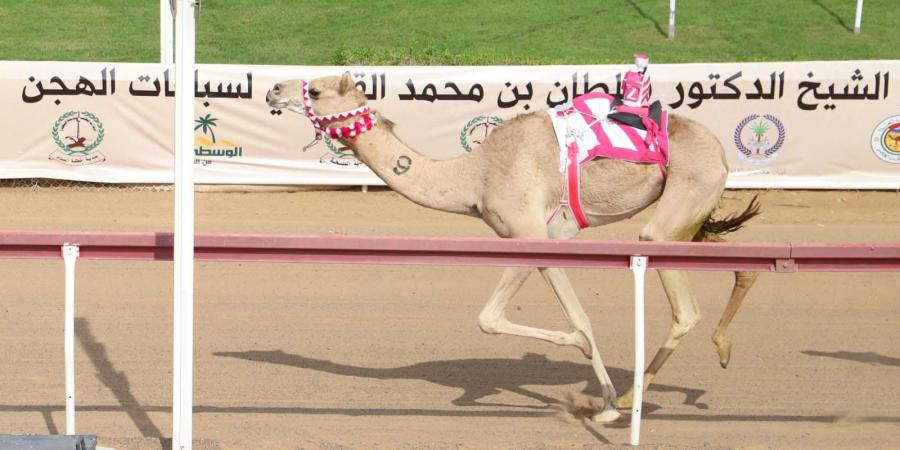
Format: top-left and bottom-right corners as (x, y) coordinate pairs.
(545, 92), (670, 229)
(548, 92), (669, 168)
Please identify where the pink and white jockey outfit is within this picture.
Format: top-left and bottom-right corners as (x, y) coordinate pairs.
(546, 54), (669, 229)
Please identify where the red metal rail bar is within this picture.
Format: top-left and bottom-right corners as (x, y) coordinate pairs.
(1, 231), (898, 272)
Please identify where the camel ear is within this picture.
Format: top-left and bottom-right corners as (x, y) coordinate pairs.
(338, 71), (355, 95)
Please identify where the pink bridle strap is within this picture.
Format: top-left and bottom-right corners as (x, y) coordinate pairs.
(301, 80), (377, 141)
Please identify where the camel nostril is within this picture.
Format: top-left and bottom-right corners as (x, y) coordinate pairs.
(309, 88), (320, 99)
(272, 83), (282, 94)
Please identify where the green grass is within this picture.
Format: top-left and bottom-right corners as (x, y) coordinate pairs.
(0, 1), (896, 65)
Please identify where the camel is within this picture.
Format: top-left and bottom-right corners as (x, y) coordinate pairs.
(266, 72), (760, 422)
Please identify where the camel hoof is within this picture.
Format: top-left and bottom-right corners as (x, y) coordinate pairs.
(615, 392), (633, 410)
(593, 408), (622, 423)
(716, 340), (732, 369)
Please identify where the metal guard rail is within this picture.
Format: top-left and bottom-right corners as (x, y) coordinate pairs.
(1, 231), (899, 272)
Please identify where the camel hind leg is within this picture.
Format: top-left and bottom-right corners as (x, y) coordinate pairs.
(697, 198), (762, 369)
(617, 193), (762, 409)
(711, 270), (759, 368)
(691, 223), (761, 370)
(616, 170), (725, 409)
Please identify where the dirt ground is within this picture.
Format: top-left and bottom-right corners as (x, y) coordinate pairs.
(1, 187), (898, 449)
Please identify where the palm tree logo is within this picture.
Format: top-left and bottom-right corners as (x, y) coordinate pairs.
(734, 114), (785, 164)
(749, 119), (770, 155)
(194, 114), (219, 143)
(752, 120), (769, 141)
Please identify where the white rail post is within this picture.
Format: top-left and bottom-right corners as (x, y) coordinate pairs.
(854, 0), (864, 35)
(668, 0), (676, 40)
(629, 255), (648, 446)
(61, 244), (80, 435)
(161, 0), (174, 64)
(173, 1), (197, 449)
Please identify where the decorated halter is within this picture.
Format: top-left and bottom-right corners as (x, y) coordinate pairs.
(300, 80), (377, 141)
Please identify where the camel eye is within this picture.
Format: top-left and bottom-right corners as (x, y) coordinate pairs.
(309, 88), (321, 99)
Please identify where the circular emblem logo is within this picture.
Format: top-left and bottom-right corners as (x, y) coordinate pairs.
(733, 114), (786, 165)
(460, 115), (503, 153)
(871, 116), (900, 164)
(50, 111), (106, 166)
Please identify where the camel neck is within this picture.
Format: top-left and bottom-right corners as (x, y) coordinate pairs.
(346, 122), (484, 217)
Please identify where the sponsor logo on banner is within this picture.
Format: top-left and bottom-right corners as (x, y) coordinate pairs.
(194, 114), (244, 166)
(460, 115), (503, 153)
(50, 111), (106, 166)
(733, 114), (785, 164)
(871, 116), (900, 164)
(323, 136), (364, 167)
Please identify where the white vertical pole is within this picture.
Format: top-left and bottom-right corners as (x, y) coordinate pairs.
(161, 0), (174, 64)
(629, 255), (648, 446)
(173, 1), (196, 449)
(62, 244), (80, 435)
(668, 0), (676, 40)
(854, 0), (864, 35)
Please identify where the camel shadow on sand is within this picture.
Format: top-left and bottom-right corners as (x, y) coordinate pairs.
(214, 350), (708, 413)
(802, 350), (900, 368)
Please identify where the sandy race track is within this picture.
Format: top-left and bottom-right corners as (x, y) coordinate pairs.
(1, 187), (898, 449)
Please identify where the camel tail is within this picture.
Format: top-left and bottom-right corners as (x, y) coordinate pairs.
(693, 195), (761, 242)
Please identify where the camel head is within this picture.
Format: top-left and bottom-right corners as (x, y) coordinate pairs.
(267, 72), (376, 140)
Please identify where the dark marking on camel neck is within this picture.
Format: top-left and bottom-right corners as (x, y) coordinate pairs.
(393, 155), (412, 175)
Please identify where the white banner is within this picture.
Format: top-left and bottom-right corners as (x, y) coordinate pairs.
(2, 60), (898, 188)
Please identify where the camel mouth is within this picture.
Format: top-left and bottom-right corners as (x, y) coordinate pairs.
(266, 90), (289, 108)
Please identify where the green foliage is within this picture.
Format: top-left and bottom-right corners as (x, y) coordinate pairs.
(0, 1), (896, 64)
(329, 41), (541, 66)
(752, 120), (769, 138)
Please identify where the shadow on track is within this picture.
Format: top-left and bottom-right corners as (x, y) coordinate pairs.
(802, 350), (900, 367)
(214, 350), (707, 410)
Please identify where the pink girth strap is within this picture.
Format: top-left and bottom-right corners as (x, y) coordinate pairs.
(546, 142), (590, 229)
(565, 142), (590, 228)
(547, 140), (665, 230)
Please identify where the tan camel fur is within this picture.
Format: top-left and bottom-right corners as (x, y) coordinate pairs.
(267, 72), (760, 422)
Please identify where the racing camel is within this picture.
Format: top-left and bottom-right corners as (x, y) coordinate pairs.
(266, 72), (760, 422)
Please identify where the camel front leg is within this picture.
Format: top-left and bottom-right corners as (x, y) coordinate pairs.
(478, 266), (620, 422)
(539, 267), (621, 423)
(477, 267), (592, 355)
(711, 271), (759, 368)
(618, 269), (700, 409)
